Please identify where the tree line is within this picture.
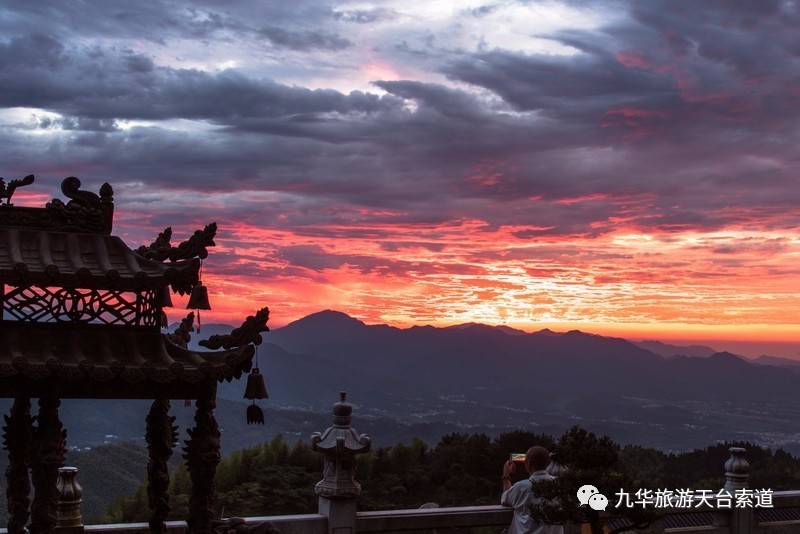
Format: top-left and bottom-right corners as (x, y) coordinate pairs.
(101, 428), (800, 523)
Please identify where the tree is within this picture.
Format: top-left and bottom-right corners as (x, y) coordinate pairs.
(528, 426), (658, 534)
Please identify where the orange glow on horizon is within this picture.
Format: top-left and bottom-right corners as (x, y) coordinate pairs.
(91, 182), (800, 360)
(151, 211), (800, 357)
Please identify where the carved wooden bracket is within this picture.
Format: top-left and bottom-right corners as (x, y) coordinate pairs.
(199, 307), (269, 350)
(167, 312), (196, 347)
(137, 223), (218, 262)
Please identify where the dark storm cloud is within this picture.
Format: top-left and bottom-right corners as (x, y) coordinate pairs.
(372, 80), (488, 120)
(445, 43), (675, 115)
(0, 0), (339, 44)
(0, 1), (228, 43)
(446, 0), (800, 137)
(0, 35), (398, 122)
(257, 27), (352, 51)
(1, 0), (800, 249)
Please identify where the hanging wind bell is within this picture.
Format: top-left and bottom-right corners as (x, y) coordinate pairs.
(159, 287), (173, 328)
(186, 261), (211, 332)
(244, 346), (268, 424)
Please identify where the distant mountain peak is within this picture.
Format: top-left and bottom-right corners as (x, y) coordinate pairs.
(289, 309), (365, 326)
(446, 322), (526, 336)
(493, 324), (527, 336)
(634, 340), (718, 359)
(534, 328), (561, 336)
(708, 351), (749, 364)
(564, 329), (591, 336)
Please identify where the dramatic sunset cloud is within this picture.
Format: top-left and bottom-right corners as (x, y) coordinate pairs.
(1, 1), (799, 355)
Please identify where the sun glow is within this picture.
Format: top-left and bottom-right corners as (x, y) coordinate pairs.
(141, 201), (800, 356)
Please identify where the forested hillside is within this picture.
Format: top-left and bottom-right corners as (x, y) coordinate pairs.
(102, 428), (800, 524)
(4, 427), (799, 527)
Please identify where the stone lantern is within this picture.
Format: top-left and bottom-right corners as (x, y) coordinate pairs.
(311, 392), (371, 534)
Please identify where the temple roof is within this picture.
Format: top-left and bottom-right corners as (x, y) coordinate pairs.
(0, 227), (199, 291)
(0, 322), (254, 389)
(0, 175), (267, 401)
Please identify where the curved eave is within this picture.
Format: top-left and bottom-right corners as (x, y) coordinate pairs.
(0, 324), (254, 385)
(162, 335), (255, 383)
(312, 427), (371, 453)
(0, 229), (200, 291)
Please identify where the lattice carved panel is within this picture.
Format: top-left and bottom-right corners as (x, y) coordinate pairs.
(2, 285), (159, 326)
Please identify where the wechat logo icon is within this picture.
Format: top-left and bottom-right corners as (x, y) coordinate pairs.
(577, 485), (608, 511)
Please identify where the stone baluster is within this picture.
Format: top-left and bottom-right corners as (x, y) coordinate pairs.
(715, 447), (753, 533)
(55, 467), (84, 533)
(724, 447), (750, 492)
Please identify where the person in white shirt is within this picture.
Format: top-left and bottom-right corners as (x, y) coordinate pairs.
(501, 446), (564, 534)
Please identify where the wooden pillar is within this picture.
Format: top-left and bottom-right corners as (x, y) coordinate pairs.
(184, 398), (220, 534)
(146, 399), (178, 534)
(3, 396), (34, 534)
(30, 397), (66, 534)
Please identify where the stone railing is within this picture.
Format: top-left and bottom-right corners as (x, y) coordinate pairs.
(6, 395), (800, 534)
(16, 492), (799, 534)
(29, 446), (800, 534)
(662, 490), (800, 534)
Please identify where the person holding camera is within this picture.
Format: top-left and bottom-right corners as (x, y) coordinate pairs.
(501, 446), (564, 534)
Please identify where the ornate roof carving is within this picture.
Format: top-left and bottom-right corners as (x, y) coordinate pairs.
(311, 392), (371, 454)
(199, 307), (269, 350)
(0, 176), (114, 234)
(0, 174), (267, 400)
(167, 312), (195, 348)
(0, 174), (34, 206)
(0, 176), (210, 293)
(0, 323), (254, 386)
(0, 228), (199, 292)
(136, 223), (218, 262)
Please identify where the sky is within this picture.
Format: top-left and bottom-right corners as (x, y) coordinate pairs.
(1, 1), (799, 357)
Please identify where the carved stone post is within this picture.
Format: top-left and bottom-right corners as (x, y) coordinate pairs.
(724, 447), (749, 492)
(55, 467), (83, 533)
(4, 396), (34, 534)
(31, 397), (67, 534)
(725, 447), (753, 534)
(146, 399), (178, 534)
(184, 398), (220, 534)
(311, 392), (371, 534)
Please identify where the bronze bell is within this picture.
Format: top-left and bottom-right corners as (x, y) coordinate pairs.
(186, 281), (211, 310)
(247, 403), (265, 425)
(244, 367), (268, 425)
(159, 287), (173, 307)
(160, 310), (169, 328)
(244, 368), (268, 400)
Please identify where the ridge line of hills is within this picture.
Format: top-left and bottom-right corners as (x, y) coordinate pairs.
(197, 309), (798, 368)
(2, 309), (796, 471)
(193, 309), (800, 456)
